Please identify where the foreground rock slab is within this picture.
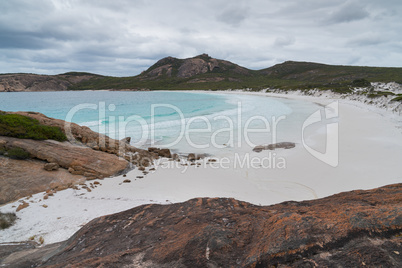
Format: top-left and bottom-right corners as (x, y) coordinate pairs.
(0, 136), (129, 205)
(1, 137), (128, 179)
(0, 157), (85, 204)
(2, 184), (400, 267)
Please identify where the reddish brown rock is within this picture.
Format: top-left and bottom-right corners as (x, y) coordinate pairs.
(1, 136), (128, 179)
(148, 147), (172, 158)
(0, 157), (85, 204)
(0, 111), (155, 204)
(12, 111), (153, 162)
(16, 201), (29, 212)
(13, 183), (400, 268)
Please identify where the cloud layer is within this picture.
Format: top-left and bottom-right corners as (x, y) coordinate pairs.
(1, 0), (401, 76)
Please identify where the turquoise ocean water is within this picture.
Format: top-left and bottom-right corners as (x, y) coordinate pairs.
(0, 91), (320, 155)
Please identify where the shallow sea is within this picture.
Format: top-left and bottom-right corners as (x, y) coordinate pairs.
(0, 91), (320, 155)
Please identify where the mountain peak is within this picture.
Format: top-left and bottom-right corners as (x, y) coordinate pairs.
(194, 53), (211, 59)
(141, 54), (250, 79)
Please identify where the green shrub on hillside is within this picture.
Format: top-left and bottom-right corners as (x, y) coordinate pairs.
(351, 79), (371, 87)
(6, 147), (31, 160)
(367, 91), (395, 98)
(0, 113), (67, 141)
(330, 87), (353, 94)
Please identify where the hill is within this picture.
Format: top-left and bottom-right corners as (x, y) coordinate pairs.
(0, 72), (102, 92)
(259, 61), (402, 91)
(1, 55), (402, 91)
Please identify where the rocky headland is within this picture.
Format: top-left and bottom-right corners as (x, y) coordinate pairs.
(0, 111), (206, 205)
(0, 111), (157, 204)
(1, 183), (401, 267)
(0, 73), (99, 92)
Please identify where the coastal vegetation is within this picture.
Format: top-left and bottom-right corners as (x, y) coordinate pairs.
(0, 113), (67, 142)
(0, 147), (31, 160)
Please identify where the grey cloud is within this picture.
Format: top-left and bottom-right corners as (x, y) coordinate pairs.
(347, 34), (385, 47)
(217, 7), (249, 26)
(326, 1), (370, 24)
(0, 0), (401, 76)
(0, 30), (50, 49)
(274, 36), (296, 47)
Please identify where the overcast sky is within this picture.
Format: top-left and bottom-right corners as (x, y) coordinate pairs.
(1, 0), (401, 76)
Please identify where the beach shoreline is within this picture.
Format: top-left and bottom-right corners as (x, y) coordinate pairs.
(1, 90), (402, 245)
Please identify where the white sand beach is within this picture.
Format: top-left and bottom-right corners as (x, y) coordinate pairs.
(1, 91), (402, 245)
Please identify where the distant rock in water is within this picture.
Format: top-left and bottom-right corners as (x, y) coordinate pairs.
(3, 184), (400, 267)
(253, 142), (296, 152)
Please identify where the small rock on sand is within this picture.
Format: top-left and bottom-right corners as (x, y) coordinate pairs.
(16, 201), (29, 212)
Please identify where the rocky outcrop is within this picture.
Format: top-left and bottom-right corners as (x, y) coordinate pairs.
(0, 157), (85, 204)
(0, 242), (63, 268)
(2, 184), (400, 267)
(0, 73), (98, 92)
(142, 54), (251, 81)
(177, 57), (217, 78)
(10, 111), (153, 165)
(148, 147), (172, 158)
(0, 137), (128, 179)
(253, 142), (296, 152)
(0, 111), (155, 204)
